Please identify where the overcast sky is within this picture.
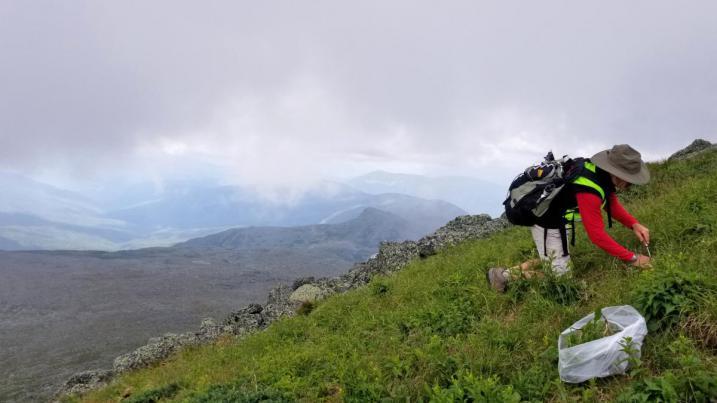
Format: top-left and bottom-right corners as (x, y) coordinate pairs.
(1, 0), (716, 190)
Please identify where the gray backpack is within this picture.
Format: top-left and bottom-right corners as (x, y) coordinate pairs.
(503, 152), (584, 226)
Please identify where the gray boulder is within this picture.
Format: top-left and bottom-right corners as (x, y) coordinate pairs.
(113, 332), (200, 373)
(291, 276), (316, 290)
(289, 284), (331, 303)
(669, 139), (716, 161)
(341, 240), (420, 288)
(56, 369), (113, 397)
(373, 240), (422, 273)
(223, 304), (265, 335)
(261, 285), (297, 322)
(417, 214), (509, 257)
(197, 317), (224, 341)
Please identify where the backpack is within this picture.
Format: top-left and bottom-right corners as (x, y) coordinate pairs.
(503, 152), (585, 227)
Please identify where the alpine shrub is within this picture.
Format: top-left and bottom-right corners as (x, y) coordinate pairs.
(618, 336), (717, 402)
(188, 384), (290, 403)
(510, 363), (554, 401)
(617, 371), (717, 403)
(405, 279), (480, 336)
(370, 279), (391, 296)
(616, 376), (679, 403)
(538, 273), (583, 305)
(123, 383), (180, 403)
(506, 277), (531, 303)
(296, 300), (315, 316)
(408, 295), (477, 336)
(428, 371), (521, 403)
(633, 269), (710, 332)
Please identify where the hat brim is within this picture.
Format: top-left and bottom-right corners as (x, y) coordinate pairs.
(591, 150), (650, 185)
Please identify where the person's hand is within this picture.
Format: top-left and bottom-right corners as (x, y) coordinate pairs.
(632, 223), (650, 246)
(632, 254), (652, 268)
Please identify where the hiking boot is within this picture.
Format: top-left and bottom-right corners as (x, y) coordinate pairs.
(486, 267), (509, 293)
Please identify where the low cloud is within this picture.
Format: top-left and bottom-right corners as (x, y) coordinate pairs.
(1, 0), (715, 190)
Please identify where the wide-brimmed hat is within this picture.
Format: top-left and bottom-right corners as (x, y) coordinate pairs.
(591, 144), (650, 185)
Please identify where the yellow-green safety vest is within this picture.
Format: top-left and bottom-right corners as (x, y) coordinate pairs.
(563, 161), (607, 223)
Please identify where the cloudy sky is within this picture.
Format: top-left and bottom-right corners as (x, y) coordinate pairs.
(1, 0), (716, 190)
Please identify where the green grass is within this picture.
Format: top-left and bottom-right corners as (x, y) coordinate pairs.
(74, 151), (717, 402)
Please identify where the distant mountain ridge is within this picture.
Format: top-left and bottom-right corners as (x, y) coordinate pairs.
(0, 174), (469, 251)
(106, 182), (466, 233)
(348, 170), (503, 216)
(180, 207), (420, 251)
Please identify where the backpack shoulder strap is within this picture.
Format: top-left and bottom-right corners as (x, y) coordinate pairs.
(571, 160), (606, 201)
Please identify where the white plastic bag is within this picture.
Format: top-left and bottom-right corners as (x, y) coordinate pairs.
(558, 305), (648, 383)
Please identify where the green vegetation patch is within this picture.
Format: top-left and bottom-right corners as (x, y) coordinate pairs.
(428, 370), (521, 402)
(618, 337), (717, 402)
(633, 267), (714, 332)
(123, 382), (181, 403)
(188, 384), (291, 403)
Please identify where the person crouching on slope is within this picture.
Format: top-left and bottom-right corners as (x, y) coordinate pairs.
(488, 144), (652, 293)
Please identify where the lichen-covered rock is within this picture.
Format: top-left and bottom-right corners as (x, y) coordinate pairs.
(113, 332), (200, 373)
(417, 214), (509, 257)
(669, 139), (716, 161)
(289, 284), (330, 303)
(266, 285), (292, 306)
(338, 240), (420, 288)
(291, 276), (316, 290)
(305, 275), (353, 294)
(197, 317), (224, 341)
(56, 369), (113, 397)
(222, 304), (265, 335)
(374, 241), (421, 272)
(261, 285), (297, 322)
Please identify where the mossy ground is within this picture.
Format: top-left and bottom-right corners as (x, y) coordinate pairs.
(73, 151), (717, 402)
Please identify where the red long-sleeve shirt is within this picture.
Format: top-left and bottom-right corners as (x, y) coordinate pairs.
(576, 192), (638, 261)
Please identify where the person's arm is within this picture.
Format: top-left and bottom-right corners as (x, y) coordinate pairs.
(607, 193), (637, 229)
(576, 192), (635, 261)
(608, 193), (651, 245)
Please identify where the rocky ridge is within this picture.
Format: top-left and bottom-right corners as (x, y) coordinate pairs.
(668, 138), (716, 161)
(58, 214), (508, 398)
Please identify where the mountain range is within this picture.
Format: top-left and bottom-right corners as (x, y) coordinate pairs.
(348, 170), (503, 216)
(0, 171), (492, 251)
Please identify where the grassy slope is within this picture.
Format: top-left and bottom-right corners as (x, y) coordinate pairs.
(77, 151), (717, 402)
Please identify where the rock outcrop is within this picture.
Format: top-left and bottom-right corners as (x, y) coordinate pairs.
(58, 213), (509, 398)
(60, 370), (114, 396)
(222, 303), (265, 335)
(417, 214), (505, 257)
(668, 139), (716, 161)
(289, 284), (330, 303)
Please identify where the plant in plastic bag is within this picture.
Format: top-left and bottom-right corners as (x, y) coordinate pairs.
(558, 305), (648, 383)
(564, 308), (614, 348)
